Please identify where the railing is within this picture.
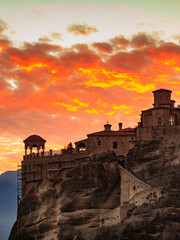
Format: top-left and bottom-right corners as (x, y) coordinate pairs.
(23, 149), (89, 161)
(23, 149), (60, 160)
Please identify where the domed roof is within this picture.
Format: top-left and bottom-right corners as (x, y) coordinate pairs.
(23, 134), (46, 142)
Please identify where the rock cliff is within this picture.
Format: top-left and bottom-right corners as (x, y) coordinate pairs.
(9, 152), (120, 240)
(9, 129), (180, 240)
(93, 129), (180, 240)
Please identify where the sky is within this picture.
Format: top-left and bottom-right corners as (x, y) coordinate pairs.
(1, 0), (180, 173)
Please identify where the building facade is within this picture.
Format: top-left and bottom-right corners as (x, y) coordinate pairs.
(137, 89), (180, 141)
(20, 89), (180, 198)
(75, 123), (136, 157)
(140, 89), (180, 127)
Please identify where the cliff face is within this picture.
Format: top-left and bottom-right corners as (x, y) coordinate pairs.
(9, 128), (180, 240)
(9, 152), (120, 240)
(93, 129), (180, 240)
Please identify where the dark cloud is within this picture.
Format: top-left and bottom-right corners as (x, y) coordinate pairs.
(130, 32), (157, 48)
(0, 19), (7, 34)
(110, 35), (129, 48)
(58, 44), (101, 69)
(106, 50), (150, 72)
(67, 23), (98, 35)
(157, 42), (180, 54)
(92, 42), (113, 53)
(110, 32), (161, 50)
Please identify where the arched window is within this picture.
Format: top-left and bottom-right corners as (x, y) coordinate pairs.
(118, 155), (125, 168)
(77, 143), (86, 151)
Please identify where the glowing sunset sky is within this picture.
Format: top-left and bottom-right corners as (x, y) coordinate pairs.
(1, 0), (180, 173)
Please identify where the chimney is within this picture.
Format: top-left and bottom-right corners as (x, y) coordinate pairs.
(104, 123), (112, 131)
(119, 122), (123, 130)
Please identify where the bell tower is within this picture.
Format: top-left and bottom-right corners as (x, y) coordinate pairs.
(23, 134), (46, 157)
(153, 89), (175, 108)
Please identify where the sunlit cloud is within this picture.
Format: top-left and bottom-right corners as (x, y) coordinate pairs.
(19, 62), (49, 72)
(1, 28), (180, 172)
(78, 67), (155, 93)
(6, 79), (18, 90)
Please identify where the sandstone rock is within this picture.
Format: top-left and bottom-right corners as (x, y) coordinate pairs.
(10, 153), (120, 240)
(9, 138), (180, 240)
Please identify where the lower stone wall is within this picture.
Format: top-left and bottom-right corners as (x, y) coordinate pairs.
(100, 207), (120, 227)
(99, 187), (162, 228)
(119, 166), (150, 204)
(137, 125), (180, 141)
(120, 203), (135, 222)
(129, 187), (163, 206)
(88, 135), (136, 157)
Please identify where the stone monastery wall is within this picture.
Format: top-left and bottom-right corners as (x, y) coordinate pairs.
(100, 166), (153, 228)
(129, 187), (163, 206)
(88, 135), (135, 157)
(100, 204), (136, 227)
(22, 151), (90, 197)
(119, 166), (150, 204)
(100, 207), (120, 227)
(137, 125), (180, 141)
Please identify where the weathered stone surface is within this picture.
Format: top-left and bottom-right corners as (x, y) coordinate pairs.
(9, 152), (120, 240)
(92, 137), (180, 240)
(9, 134), (180, 240)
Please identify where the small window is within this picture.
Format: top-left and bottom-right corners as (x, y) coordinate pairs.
(158, 117), (162, 126)
(132, 137), (133, 140)
(98, 140), (101, 145)
(133, 186), (136, 190)
(113, 142), (117, 149)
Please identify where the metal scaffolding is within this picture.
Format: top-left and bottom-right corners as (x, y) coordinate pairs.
(17, 164), (22, 205)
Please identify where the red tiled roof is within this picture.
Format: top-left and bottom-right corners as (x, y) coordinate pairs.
(87, 128), (136, 136)
(75, 139), (88, 144)
(121, 127), (136, 132)
(23, 134), (46, 142)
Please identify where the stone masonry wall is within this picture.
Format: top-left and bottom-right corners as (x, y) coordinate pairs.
(100, 207), (120, 227)
(100, 204), (136, 227)
(22, 152), (90, 197)
(119, 166), (150, 204)
(120, 203), (135, 222)
(129, 187), (163, 206)
(137, 125), (180, 141)
(88, 135), (136, 156)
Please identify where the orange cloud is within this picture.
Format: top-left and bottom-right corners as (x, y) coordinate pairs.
(1, 32), (180, 172)
(78, 67), (155, 93)
(0, 19), (7, 34)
